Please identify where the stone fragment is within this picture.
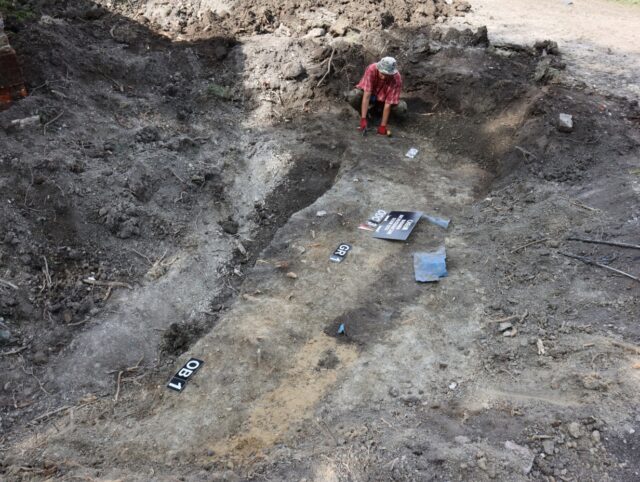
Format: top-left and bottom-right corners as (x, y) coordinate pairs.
(283, 62), (306, 80)
(330, 18), (350, 36)
(305, 27), (326, 38)
(568, 422), (581, 439)
(542, 440), (555, 455)
(498, 322), (513, 332)
(504, 440), (535, 474)
(591, 430), (601, 443)
(558, 113), (573, 133)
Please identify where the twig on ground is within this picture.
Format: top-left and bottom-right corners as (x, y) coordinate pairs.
(129, 248), (153, 265)
(167, 167), (187, 185)
(514, 145), (537, 159)
(0, 279), (19, 290)
(316, 48), (336, 88)
(114, 370), (123, 403)
(380, 418), (394, 428)
(487, 314), (521, 324)
(511, 238), (548, 253)
(567, 237), (640, 251)
(82, 279), (133, 289)
(0, 344), (29, 356)
(610, 340), (640, 355)
(43, 112), (64, 135)
(42, 256), (52, 290)
(20, 356), (50, 396)
(570, 200), (599, 212)
(559, 251), (640, 283)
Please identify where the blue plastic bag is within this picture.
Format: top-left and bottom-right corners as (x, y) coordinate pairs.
(414, 247), (448, 282)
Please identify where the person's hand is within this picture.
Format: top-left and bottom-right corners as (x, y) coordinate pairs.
(377, 125), (388, 136)
(359, 118), (368, 131)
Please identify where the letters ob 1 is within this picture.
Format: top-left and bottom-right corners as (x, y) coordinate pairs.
(167, 358), (204, 392)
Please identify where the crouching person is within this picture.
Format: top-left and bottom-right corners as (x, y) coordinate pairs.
(347, 57), (407, 136)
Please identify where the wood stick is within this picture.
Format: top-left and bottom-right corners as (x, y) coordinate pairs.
(610, 340), (640, 355)
(514, 145), (537, 159)
(29, 405), (72, 424)
(511, 238), (548, 253)
(486, 314), (519, 324)
(43, 112), (64, 134)
(114, 370), (123, 403)
(82, 279), (133, 289)
(42, 256), (52, 289)
(570, 200), (598, 212)
(316, 48), (336, 88)
(0, 279), (19, 290)
(567, 237), (640, 251)
(560, 252), (640, 283)
(0, 345), (29, 356)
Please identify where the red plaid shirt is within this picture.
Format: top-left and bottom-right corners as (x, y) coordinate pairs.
(356, 63), (402, 105)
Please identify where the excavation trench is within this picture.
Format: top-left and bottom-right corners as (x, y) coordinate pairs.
(3, 2), (640, 480)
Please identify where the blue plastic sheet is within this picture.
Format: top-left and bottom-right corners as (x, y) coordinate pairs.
(414, 247), (448, 282)
(423, 214), (450, 229)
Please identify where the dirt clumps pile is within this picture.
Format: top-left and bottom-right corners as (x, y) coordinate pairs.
(106, 0), (471, 38)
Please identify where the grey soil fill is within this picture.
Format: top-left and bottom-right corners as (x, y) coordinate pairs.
(1, 0), (640, 481)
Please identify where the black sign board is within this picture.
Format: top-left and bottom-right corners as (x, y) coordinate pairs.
(373, 211), (423, 241)
(167, 357), (204, 392)
(330, 243), (351, 263)
(367, 209), (387, 228)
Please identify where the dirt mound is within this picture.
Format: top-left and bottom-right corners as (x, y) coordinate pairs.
(107, 0), (470, 38)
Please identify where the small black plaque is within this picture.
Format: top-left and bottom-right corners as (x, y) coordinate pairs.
(330, 243), (352, 263)
(373, 211), (423, 241)
(167, 357), (204, 392)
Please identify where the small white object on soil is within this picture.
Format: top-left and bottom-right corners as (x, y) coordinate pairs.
(305, 27), (326, 38)
(568, 422), (581, 439)
(449, 382), (457, 390)
(558, 113), (574, 132)
(316, 210), (327, 217)
(406, 147), (419, 159)
(498, 322), (513, 332)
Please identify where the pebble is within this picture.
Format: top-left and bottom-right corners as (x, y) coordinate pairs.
(591, 430), (601, 443)
(316, 210), (327, 217)
(543, 440), (555, 455)
(305, 27), (326, 38)
(568, 422), (581, 439)
(558, 113), (574, 133)
(388, 386), (400, 398)
(283, 62), (306, 80)
(498, 322), (513, 332)
(477, 457), (488, 471)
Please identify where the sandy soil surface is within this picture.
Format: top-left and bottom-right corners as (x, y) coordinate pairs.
(1, 1), (640, 481)
(448, 0), (640, 100)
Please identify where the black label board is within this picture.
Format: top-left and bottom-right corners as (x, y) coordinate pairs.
(330, 243), (351, 263)
(167, 357), (204, 392)
(373, 211), (423, 241)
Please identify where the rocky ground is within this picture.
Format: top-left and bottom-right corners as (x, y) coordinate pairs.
(0, 0), (639, 481)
